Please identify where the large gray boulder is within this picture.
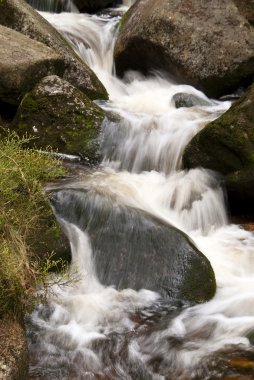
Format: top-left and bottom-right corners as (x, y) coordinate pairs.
(51, 188), (216, 304)
(183, 83), (254, 214)
(114, 0), (254, 98)
(0, 25), (65, 105)
(13, 75), (105, 162)
(0, 0), (107, 100)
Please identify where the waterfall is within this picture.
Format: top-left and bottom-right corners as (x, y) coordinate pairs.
(27, 0), (78, 12)
(27, 3), (254, 380)
(27, 0), (136, 13)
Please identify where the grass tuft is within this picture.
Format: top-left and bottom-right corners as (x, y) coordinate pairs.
(0, 131), (66, 317)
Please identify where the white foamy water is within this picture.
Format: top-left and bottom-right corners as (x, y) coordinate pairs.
(28, 4), (254, 379)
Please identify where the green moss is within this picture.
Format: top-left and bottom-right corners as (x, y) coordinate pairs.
(0, 131), (66, 317)
(119, 11), (129, 30)
(20, 94), (39, 114)
(181, 256), (216, 303)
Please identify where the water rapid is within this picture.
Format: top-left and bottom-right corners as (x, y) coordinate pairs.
(28, 4), (254, 379)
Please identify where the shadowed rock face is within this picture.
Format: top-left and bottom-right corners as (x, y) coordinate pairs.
(73, 0), (120, 13)
(0, 0), (108, 100)
(114, 0), (254, 98)
(0, 25), (65, 105)
(26, 0), (120, 13)
(233, 0), (254, 25)
(51, 188), (216, 304)
(13, 75), (105, 162)
(183, 83), (254, 215)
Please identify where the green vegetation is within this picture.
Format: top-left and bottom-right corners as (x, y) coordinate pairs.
(0, 131), (66, 317)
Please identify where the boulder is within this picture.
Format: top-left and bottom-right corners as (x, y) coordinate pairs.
(51, 188), (216, 304)
(114, 0), (254, 98)
(0, 25), (65, 105)
(0, 0), (107, 100)
(13, 75), (105, 162)
(183, 83), (254, 214)
(173, 92), (213, 109)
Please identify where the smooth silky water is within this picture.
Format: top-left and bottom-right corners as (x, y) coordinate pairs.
(27, 2), (254, 379)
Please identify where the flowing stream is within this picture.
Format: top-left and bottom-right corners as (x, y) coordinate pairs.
(27, 2), (254, 379)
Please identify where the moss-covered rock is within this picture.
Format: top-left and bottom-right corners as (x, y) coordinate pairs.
(0, 25), (65, 105)
(0, 0), (108, 100)
(114, 0), (254, 98)
(13, 75), (105, 162)
(183, 83), (254, 214)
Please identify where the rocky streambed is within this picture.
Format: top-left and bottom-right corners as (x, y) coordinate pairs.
(0, 0), (254, 379)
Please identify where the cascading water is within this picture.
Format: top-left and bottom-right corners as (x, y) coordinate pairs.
(27, 0), (78, 12)
(27, 3), (254, 379)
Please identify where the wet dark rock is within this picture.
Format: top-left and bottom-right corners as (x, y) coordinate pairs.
(51, 188), (216, 304)
(183, 83), (254, 215)
(0, 25), (65, 106)
(219, 87), (245, 101)
(13, 75), (105, 163)
(114, 0), (254, 98)
(173, 93), (213, 109)
(0, 0), (108, 100)
(194, 348), (254, 380)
